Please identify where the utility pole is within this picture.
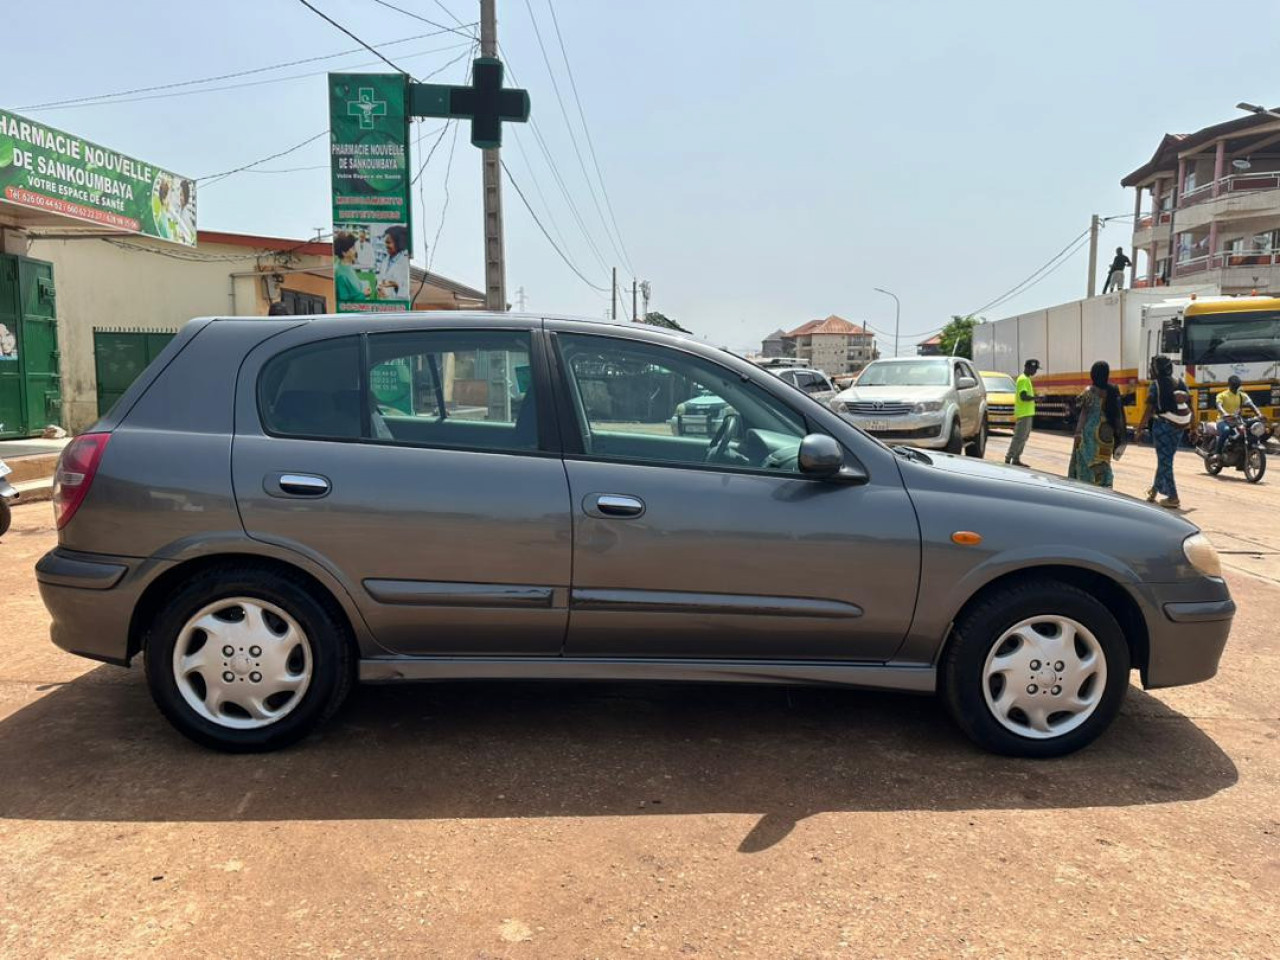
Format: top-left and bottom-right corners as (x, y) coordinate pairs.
(480, 0), (506, 311)
(611, 267), (618, 320)
(873, 287), (900, 358)
(632, 279), (638, 323)
(1086, 213), (1101, 298)
(515, 285), (526, 311)
(640, 280), (650, 321)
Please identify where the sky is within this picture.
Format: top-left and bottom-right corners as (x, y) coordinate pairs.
(7, 0), (1280, 353)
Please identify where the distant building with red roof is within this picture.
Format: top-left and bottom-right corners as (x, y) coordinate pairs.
(781, 315), (877, 374)
(917, 334), (943, 356)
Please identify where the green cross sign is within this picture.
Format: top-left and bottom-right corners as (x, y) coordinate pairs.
(409, 57), (530, 149)
(348, 88), (388, 129)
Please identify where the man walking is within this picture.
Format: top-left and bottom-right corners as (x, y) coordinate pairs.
(1006, 358), (1039, 467)
(1102, 247), (1132, 293)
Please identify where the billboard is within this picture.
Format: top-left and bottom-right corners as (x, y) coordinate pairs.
(329, 73), (412, 313)
(0, 109), (196, 245)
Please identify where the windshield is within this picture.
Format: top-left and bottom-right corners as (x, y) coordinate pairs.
(982, 374), (1015, 393)
(857, 360), (951, 387)
(1185, 311), (1280, 364)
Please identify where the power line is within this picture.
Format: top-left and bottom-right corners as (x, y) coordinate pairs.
(199, 130), (329, 184)
(426, 0), (468, 27)
(14, 30), (470, 110)
(510, 126), (572, 261)
(366, 0), (477, 39)
(428, 121), (462, 274)
(965, 227), (1092, 317)
(502, 158), (610, 293)
(522, 0), (632, 276)
(16, 41), (474, 112)
(295, 0), (416, 76)
(545, 0), (635, 276)
(500, 47), (611, 277)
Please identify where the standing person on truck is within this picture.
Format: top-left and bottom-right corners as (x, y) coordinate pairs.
(1103, 248), (1132, 293)
(1214, 375), (1261, 455)
(1005, 359), (1039, 467)
(1137, 355), (1191, 509)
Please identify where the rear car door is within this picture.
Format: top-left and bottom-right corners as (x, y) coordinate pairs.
(232, 319), (571, 656)
(550, 324), (920, 661)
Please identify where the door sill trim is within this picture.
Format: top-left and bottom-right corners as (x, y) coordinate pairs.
(358, 656), (934, 692)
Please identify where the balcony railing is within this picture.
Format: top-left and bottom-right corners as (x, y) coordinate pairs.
(1172, 248), (1280, 277)
(1180, 172), (1280, 207)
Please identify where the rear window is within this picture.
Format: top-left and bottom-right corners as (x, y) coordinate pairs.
(258, 337), (361, 439)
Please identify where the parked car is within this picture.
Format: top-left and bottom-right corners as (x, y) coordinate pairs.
(670, 388), (732, 437)
(980, 371), (1018, 432)
(772, 367), (838, 405)
(831, 356), (988, 456)
(37, 313), (1234, 757)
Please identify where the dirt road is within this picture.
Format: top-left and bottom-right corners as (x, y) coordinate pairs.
(1, 448), (1278, 957)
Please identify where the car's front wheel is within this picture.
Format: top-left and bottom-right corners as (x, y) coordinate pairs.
(144, 566), (353, 752)
(941, 578), (1130, 757)
(945, 418), (963, 454)
(965, 418), (988, 458)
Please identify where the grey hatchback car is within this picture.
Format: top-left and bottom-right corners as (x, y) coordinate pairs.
(37, 314), (1235, 757)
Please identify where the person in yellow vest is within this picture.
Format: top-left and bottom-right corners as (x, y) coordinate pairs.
(1005, 358), (1039, 467)
(1214, 375), (1260, 455)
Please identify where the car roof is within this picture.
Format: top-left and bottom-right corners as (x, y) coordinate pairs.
(866, 355), (954, 364)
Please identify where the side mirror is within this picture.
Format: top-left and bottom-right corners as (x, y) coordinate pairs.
(957, 376), (978, 390)
(799, 431), (869, 484)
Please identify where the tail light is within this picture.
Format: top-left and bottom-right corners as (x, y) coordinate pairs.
(52, 433), (110, 530)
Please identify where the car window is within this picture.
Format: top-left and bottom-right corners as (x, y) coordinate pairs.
(366, 330), (538, 452)
(556, 333), (810, 474)
(857, 360), (950, 386)
(982, 374), (1015, 393)
(258, 330), (539, 454)
(258, 337), (362, 439)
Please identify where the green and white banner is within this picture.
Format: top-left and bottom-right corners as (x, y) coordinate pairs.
(329, 73), (413, 313)
(0, 108), (196, 245)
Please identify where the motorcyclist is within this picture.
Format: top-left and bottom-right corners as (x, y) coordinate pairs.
(1215, 375), (1261, 455)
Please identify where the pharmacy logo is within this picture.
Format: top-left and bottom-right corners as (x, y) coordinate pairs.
(348, 88), (388, 129)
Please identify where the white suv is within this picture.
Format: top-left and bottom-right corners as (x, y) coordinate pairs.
(831, 356), (987, 456)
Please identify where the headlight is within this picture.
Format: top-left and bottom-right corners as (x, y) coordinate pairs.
(1183, 533), (1223, 579)
(913, 401), (944, 414)
(673, 403), (686, 416)
(1250, 420), (1267, 438)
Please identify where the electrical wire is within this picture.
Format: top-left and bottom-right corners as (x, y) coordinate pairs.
(502, 158), (610, 292)
(427, 121), (462, 275)
(510, 126), (572, 262)
(545, 0), (635, 276)
(366, 0), (477, 39)
(295, 0), (417, 76)
(523, 0), (632, 277)
(198, 130), (329, 184)
(427, 0), (468, 27)
(14, 30), (470, 111)
(17, 42), (475, 112)
(965, 227), (1093, 318)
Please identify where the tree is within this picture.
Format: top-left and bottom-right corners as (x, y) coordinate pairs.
(938, 315), (981, 359)
(642, 311), (690, 333)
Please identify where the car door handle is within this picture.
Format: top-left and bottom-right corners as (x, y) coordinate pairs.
(586, 494), (645, 519)
(276, 473), (331, 497)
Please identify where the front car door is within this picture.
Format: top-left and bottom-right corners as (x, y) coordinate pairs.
(232, 318), (571, 656)
(549, 322), (921, 661)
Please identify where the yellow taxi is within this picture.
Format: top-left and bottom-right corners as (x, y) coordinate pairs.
(980, 370), (1017, 430)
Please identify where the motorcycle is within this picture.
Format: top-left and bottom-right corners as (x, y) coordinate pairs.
(1195, 415), (1268, 483)
(0, 459), (16, 537)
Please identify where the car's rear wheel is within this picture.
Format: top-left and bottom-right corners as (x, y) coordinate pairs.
(941, 578), (1130, 757)
(945, 419), (963, 454)
(144, 566), (353, 752)
(965, 418), (987, 458)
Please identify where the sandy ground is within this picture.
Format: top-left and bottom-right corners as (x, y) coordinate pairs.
(0, 433), (1277, 959)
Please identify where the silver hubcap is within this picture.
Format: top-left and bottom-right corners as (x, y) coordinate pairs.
(172, 597), (312, 730)
(981, 615), (1106, 740)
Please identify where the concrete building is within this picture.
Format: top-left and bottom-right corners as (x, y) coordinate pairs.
(27, 230), (484, 432)
(1124, 108), (1280, 293)
(917, 334), (943, 356)
(783, 315), (876, 375)
(760, 328), (789, 358)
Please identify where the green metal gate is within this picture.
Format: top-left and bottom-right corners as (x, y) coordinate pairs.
(0, 253), (61, 439)
(93, 328), (177, 418)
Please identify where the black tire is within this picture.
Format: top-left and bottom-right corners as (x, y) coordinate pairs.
(945, 419), (963, 454)
(965, 418), (988, 458)
(1244, 448), (1266, 483)
(143, 565), (353, 752)
(1205, 452), (1223, 476)
(941, 578), (1130, 758)
(0, 500), (10, 538)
